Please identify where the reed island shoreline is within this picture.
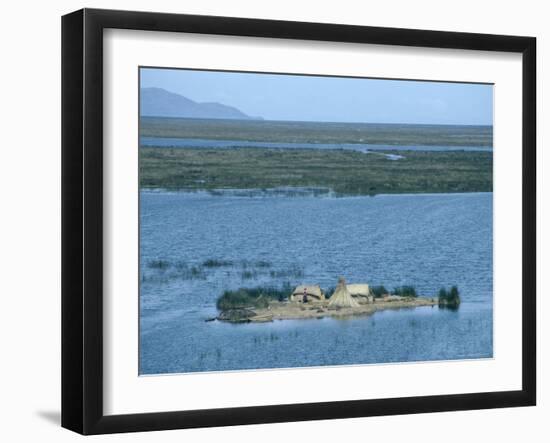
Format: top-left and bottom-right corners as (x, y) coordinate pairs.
(216, 296), (439, 323)
(212, 277), (460, 323)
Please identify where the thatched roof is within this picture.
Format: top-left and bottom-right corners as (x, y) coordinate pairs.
(290, 284), (324, 301)
(328, 277), (359, 308)
(347, 284), (372, 297)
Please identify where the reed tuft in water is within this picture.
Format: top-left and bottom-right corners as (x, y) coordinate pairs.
(202, 259), (234, 267)
(438, 286), (461, 309)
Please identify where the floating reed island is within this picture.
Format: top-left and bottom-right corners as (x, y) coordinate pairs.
(212, 277), (461, 323)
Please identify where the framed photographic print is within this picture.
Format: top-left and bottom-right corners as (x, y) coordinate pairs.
(61, 8), (536, 435)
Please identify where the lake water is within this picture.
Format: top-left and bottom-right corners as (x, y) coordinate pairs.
(140, 136), (492, 153)
(140, 191), (493, 375)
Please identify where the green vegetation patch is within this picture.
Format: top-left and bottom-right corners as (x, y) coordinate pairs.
(140, 146), (492, 195)
(141, 117), (493, 147)
(393, 285), (418, 297)
(370, 285), (389, 298)
(438, 286), (461, 308)
(202, 259), (234, 267)
(216, 283), (293, 310)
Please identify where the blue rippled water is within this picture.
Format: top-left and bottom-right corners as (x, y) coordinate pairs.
(139, 191), (493, 375)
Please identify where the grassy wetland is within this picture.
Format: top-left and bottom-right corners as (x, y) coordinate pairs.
(140, 118), (492, 195)
(140, 146), (492, 195)
(140, 116), (493, 147)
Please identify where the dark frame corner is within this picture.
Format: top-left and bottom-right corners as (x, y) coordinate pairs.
(62, 8), (536, 435)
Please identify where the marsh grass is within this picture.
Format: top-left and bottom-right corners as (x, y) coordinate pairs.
(148, 259), (170, 270)
(140, 146), (492, 195)
(202, 259), (234, 267)
(371, 285), (389, 298)
(240, 259), (273, 269)
(143, 259), (207, 281)
(216, 283), (293, 310)
(241, 270), (258, 280)
(393, 285), (418, 297)
(174, 260), (189, 271)
(438, 286), (461, 309)
(140, 117), (493, 147)
(269, 266), (304, 279)
(143, 256), (303, 285)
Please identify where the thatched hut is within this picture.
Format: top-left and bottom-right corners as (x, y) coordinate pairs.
(348, 283), (374, 304)
(289, 284), (325, 302)
(328, 277), (359, 308)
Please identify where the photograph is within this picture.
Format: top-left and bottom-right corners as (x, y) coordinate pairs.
(138, 67), (494, 375)
(0, 0), (543, 439)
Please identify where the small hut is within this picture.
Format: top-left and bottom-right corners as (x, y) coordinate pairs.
(348, 284), (374, 304)
(328, 277), (359, 308)
(289, 284), (325, 302)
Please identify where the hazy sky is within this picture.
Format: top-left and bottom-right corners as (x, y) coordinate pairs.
(140, 67), (493, 125)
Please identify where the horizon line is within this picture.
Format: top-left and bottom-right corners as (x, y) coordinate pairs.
(140, 114), (494, 128)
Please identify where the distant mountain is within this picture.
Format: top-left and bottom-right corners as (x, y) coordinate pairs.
(140, 87), (262, 120)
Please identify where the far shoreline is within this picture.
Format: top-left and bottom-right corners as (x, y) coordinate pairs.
(139, 186), (494, 198)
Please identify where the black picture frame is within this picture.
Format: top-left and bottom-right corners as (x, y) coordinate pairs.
(62, 8), (536, 435)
